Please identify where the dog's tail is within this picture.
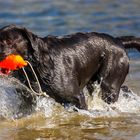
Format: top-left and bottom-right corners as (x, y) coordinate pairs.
(116, 36), (140, 52)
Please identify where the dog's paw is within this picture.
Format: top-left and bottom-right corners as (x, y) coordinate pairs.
(101, 92), (118, 104)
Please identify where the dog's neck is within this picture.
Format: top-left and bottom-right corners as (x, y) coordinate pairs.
(25, 37), (54, 89)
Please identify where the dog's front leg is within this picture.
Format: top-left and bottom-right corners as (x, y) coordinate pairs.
(100, 48), (129, 104)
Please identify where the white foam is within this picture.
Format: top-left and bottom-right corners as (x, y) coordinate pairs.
(81, 83), (140, 117)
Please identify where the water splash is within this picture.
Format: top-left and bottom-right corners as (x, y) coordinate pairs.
(0, 76), (140, 120)
(35, 96), (64, 118)
(0, 76), (35, 119)
(35, 82), (140, 119)
(80, 83), (140, 117)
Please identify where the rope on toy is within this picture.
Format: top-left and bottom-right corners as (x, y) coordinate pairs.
(22, 61), (49, 97)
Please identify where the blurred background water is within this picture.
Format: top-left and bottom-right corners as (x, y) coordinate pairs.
(0, 0), (140, 59)
(0, 0), (140, 140)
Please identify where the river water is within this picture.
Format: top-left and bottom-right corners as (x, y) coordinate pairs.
(0, 0), (140, 140)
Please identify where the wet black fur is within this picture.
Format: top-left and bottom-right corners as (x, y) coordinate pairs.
(0, 25), (140, 109)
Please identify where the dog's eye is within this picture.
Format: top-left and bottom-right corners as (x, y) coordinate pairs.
(0, 40), (13, 48)
(3, 40), (12, 45)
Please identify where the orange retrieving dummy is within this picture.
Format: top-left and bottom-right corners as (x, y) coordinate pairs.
(0, 54), (27, 70)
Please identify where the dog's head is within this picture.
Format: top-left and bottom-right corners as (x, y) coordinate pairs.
(0, 24), (41, 73)
(0, 24), (39, 62)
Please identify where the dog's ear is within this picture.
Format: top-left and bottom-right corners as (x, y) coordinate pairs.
(22, 28), (38, 52)
(21, 28), (40, 61)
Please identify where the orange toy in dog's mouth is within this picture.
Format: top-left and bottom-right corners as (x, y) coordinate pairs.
(0, 54), (27, 74)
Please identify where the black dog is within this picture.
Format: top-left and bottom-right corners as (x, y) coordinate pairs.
(0, 25), (139, 109)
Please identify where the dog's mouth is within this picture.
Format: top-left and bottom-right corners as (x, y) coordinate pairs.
(0, 68), (11, 75)
(0, 56), (11, 75)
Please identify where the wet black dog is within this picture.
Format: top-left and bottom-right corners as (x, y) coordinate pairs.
(0, 25), (139, 109)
